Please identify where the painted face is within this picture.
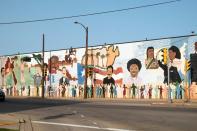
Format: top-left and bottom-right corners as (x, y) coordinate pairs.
(50, 56), (59, 71)
(168, 50), (176, 60)
(147, 49), (154, 59)
(62, 67), (67, 75)
(129, 64), (139, 78)
(107, 68), (113, 77)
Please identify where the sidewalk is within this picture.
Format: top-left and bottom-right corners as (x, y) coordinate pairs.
(0, 114), (19, 131)
(0, 114), (33, 131)
(5, 96), (197, 108)
(82, 98), (197, 108)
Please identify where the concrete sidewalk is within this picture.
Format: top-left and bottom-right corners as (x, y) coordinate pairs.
(82, 98), (197, 108)
(0, 114), (33, 131)
(5, 96), (197, 108)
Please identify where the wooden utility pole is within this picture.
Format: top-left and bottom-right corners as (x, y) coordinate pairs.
(41, 34), (45, 99)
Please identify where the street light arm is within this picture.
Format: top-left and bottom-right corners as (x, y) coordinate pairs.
(74, 21), (87, 31)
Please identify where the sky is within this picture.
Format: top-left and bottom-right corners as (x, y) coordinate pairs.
(0, 0), (197, 56)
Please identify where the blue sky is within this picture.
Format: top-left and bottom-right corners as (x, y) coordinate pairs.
(0, 0), (196, 56)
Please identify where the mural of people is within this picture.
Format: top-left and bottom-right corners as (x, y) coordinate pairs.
(5, 57), (16, 96)
(0, 67), (7, 94)
(1, 36), (197, 99)
(0, 67), (7, 95)
(65, 48), (77, 66)
(158, 46), (182, 84)
(33, 73), (42, 96)
(48, 55), (60, 96)
(81, 45), (119, 68)
(158, 85), (163, 99)
(145, 47), (159, 69)
(123, 84), (127, 98)
(158, 45), (183, 100)
(148, 85), (153, 99)
(1, 67), (5, 89)
(59, 67), (70, 97)
(190, 42), (197, 83)
(189, 42), (197, 99)
(125, 58), (142, 86)
(101, 84), (105, 98)
(103, 65), (115, 98)
(140, 86), (145, 99)
(130, 83), (137, 99)
(87, 74), (93, 98)
(13, 56), (22, 96)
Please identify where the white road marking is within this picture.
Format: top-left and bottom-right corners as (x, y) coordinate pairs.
(32, 120), (133, 131)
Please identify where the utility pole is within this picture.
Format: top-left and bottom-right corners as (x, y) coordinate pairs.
(41, 34), (45, 99)
(167, 49), (172, 103)
(84, 27), (88, 99)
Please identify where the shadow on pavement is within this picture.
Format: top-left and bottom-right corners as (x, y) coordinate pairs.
(42, 112), (76, 120)
(0, 96), (87, 114)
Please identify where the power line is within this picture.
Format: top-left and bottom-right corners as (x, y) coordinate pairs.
(0, 0), (181, 25)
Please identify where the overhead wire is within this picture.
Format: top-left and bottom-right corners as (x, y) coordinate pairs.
(0, 0), (181, 25)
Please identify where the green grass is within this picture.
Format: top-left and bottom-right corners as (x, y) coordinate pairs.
(0, 128), (19, 131)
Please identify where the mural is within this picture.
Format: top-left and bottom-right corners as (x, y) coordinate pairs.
(0, 36), (197, 99)
(81, 45), (119, 67)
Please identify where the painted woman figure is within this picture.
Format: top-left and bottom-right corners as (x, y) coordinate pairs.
(158, 46), (182, 99)
(158, 46), (182, 84)
(5, 57), (16, 96)
(123, 84), (127, 98)
(140, 86), (145, 99)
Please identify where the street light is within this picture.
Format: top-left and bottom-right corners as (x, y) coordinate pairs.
(74, 21), (88, 99)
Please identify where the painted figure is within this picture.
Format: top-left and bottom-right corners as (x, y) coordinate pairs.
(103, 65), (115, 98)
(59, 67), (70, 97)
(145, 47), (159, 69)
(125, 58), (142, 86)
(158, 46), (182, 84)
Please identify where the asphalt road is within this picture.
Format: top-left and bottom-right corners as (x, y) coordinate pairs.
(0, 97), (197, 131)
